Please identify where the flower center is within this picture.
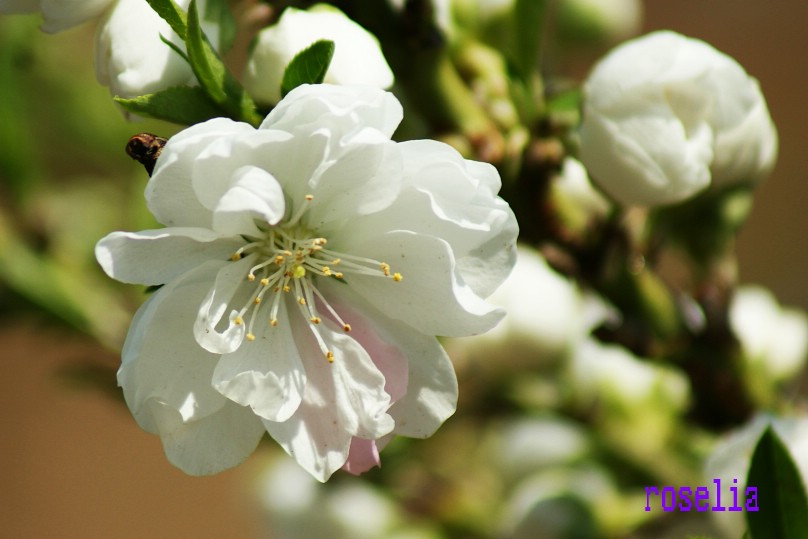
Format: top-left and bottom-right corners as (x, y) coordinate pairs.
(228, 194), (401, 362)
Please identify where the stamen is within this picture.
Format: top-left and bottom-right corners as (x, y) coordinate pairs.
(393, 272), (403, 282)
(246, 333), (256, 341)
(286, 194), (314, 227)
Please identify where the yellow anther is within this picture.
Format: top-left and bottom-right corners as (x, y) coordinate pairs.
(343, 324), (352, 332)
(393, 272), (403, 282)
(305, 194), (314, 201)
(332, 258), (341, 265)
(334, 272), (344, 279)
(322, 266), (331, 276)
(326, 351), (335, 363)
(310, 317), (321, 324)
(247, 273), (256, 282)
(274, 255), (285, 264)
(380, 262), (391, 276)
(298, 297), (306, 305)
(293, 266), (306, 279)
(283, 285), (291, 293)
(246, 333), (256, 342)
(231, 253), (241, 261)
(260, 278), (270, 286)
(254, 297), (262, 305)
(270, 319), (278, 327)
(234, 316), (244, 325)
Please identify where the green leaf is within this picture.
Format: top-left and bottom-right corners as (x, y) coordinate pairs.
(115, 86), (224, 125)
(145, 0), (188, 37)
(746, 426), (808, 539)
(280, 40), (335, 98)
(185, 0), (261, 125)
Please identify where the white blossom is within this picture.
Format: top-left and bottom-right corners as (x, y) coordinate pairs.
(243, 4), (393, 106)
(730, 285), (808, 382)
(580, 31), (777, 206)
(95, 84), (518, 481)
(95, 0), (222, 100)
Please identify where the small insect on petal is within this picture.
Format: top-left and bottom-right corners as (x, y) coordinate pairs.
(126, 133), (168, 176)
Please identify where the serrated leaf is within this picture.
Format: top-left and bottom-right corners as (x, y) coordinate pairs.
(185, 0), (261, 125)
(746, 426), (808, 539)
(280, 40), (335, 98)
(115, 86), (224, 125)
(145, 0), (187, 37)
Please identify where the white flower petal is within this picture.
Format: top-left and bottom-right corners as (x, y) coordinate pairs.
(307, 139), (402, 228)
(147, 118), (254, 228)
(212, 166), (286, 236)
(346, 231), (505, 336)
(95, 227), (242, 285)
(194, 255), (256, 354)
(147, 398), (265, 476)
(263, 318), (394, 482)
(261, 84), (403, 141)
(212, 302), (305, 422)
(118, 260), (230, 432)
(322, 281), (457, 438)
(341, 139), (518, 298)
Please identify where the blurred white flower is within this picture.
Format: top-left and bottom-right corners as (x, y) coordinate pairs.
(494, 417), (590, 481)
(95, 0), (222, 100)
(244, 4), (393, 106)
(96, 84), (517, 481)
(705, 414), (808, 538)
(730, 285), (808, 382)
(457, 244), (611, 362)
(580, 30), (777, 206)
(0, 0), (113, 33)
(257, 457), (400, 539)
(570, 339), (690, 412)
(552, 156), (612, 221)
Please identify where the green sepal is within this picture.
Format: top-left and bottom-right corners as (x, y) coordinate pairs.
(746, 425), (808, 539)
(115, 86), (225, 125)
(280, 39), (335, 98)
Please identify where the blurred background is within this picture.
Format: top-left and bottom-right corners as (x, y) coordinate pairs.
(1, 1), (806, 537)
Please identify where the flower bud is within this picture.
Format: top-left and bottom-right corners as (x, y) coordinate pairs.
(730, 285), (808, 383)
(244, 4), (393, 106)
(95, 0), (222, 100)
(580, 31), (777, 206)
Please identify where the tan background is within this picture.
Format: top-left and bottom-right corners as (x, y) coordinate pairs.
(1, 2), (806, 537)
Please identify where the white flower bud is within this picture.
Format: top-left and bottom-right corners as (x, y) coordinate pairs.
(244, 4), (393, 106)
(94, 0), (222, 100)
(730, 285), (808, 383)
(552, 156), (612, 221)
(580, 31), (778, 206)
